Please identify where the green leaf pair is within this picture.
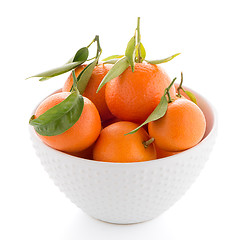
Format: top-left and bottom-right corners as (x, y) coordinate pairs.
(98, 34), (179, 94)
(28, 37), (101, 137)
(97, 40), (142, 92)
(125, 36), (136, 71)
(125, 36), (147, 71)
(73, 35), (102, 94)
(98, 18), (147, 93)
(27, 47), (89, 81)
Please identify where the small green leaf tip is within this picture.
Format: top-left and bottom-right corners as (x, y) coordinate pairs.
(102, 55), (124, 61)
(184, 90), (197, 104)
(146, 53), (181, 65)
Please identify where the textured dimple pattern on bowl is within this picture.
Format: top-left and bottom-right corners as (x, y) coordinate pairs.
(30, 87), (217, 224)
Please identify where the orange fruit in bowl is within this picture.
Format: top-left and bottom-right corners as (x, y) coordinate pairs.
(63, 63), (114, 121)
(148, 98), (206, 152)
(34, 92), (101, 154)
(105, 62), (176, 123)
(93, 121), (157, 163)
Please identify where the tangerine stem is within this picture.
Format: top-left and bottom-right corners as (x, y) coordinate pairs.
(165, 77), (177, 103)
(177, 72), (184, 97)
(86, 56), (96, 61)
(94, 35), (102, 63)
(87, 36), (96, 48)
(136, 17), (142, 63)
(71, 70), (80, 94)
(143, 138), (155, 148)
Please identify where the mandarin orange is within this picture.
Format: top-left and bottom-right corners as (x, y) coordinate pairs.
(35, 92), (101, 154)
(105, 62), (176, 123)
(148, 98), (206, 152)
(93, 121), (156, 163)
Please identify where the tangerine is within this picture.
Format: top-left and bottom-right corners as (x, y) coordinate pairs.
(63, 63), (113, 121)
(35, 92), (101, 154)
(93, 121), (157, 163)
(105, 62), (176, 123)
(148, 98), (206, 152)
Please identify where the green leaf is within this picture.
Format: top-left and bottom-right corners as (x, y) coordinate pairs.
(125, 36), (136, 71)
(77, 59), (97, 94)
(126, 95), (168, 135)
(101, 55), (124, 61)
(96, 56), (129, 93)
(135, 42), (146, 61)
(184, 90), (197, 104)
(146, 53), (181, 64)
(39, 77), (51, 82)
(66, 56), (74, 64)
(29, 91), (84, 136)
(26, 61), (86, 80)
(102, 59), (119, 64)
(73, 47), (89, 62)
(65, 47), (89, 64)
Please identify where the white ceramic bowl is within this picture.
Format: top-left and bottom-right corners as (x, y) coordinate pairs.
(29, 87), (217, 224)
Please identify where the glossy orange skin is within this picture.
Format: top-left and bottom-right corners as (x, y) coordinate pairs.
(105, 63), (176, 123)
(148, 98), (206, 152)
(63, 64), (114, 121)
(35, 92), (101, 154)
(93, 121), (157, 163)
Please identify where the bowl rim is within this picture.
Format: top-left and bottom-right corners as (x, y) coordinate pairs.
(30, 86), (217, 166)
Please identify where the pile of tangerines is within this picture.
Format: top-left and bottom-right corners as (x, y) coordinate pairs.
(29, 18), (206, 163)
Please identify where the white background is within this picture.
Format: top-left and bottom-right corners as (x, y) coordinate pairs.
(1, 0), (240, 239)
